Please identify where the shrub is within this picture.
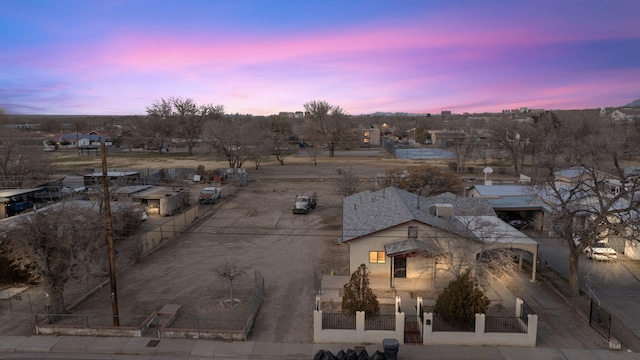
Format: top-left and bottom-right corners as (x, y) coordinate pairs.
(342, 264), (380, 315)
(434, 269), (489, 323)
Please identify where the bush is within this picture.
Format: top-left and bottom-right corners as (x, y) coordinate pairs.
(342, 264), (380, 315)
(434, 269), (489, 323)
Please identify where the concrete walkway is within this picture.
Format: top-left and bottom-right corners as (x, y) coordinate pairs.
(1, 335), (639, 359)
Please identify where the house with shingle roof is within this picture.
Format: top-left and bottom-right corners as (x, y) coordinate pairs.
(340, 187), (538, 289)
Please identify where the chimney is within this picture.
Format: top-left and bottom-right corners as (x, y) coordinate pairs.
(430, 204), (454, 218)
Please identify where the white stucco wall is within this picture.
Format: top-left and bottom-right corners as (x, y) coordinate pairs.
(346, 221), (458, 281)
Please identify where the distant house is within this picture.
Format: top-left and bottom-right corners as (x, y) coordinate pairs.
(360, 126), (380, 146)
(429, 130), (466, 147)
(340, 187), (538, 290)
(60, 130), (111, 148)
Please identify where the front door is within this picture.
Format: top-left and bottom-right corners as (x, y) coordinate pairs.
(394, 257), (407, 278)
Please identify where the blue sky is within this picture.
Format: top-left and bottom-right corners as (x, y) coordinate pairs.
(1, 0), (639, 115)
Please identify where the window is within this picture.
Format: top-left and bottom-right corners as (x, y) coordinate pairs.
(408, 226), (418, 238)
(364, 131), (370, 137)
(369, 251), (386, 264)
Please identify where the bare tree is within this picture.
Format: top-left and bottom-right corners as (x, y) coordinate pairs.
(429, 216), (519, 285)
(269, 115), (296, 165)
(145, 97), (224, 155)
(336, 166), (358, 197)
(0, 201), (142, 321)
(204, 115), (256, 169)
(489, 118), (532, 176)
(1, 203), (106, 321)
(245, 119), (271, 169)
(215, 262), (247, 307)
(0, 129), (44, 188)
(302, 100), (352, 157)
(144, 99), (176, 152)
(384, 165), (464, 196)
(531, 111), (640, 298)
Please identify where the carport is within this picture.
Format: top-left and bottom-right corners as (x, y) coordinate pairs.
(461, 215), (539, 282)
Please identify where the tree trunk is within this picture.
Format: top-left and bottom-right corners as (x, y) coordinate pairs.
(329, 142), (335, 157)
(568, 247), (581, 297)
(45, 281), (68, 322)
(187, 144), (194, 155)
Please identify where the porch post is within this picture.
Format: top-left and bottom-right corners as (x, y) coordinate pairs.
(531, 244), (538, 282)
(390, 257), (394, 288)
(518, 253), (523, 270)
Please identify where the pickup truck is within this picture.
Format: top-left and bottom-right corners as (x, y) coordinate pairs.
(292, 192), (317, 214)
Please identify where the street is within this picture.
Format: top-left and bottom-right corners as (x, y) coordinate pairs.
(534, 232), (640, 342)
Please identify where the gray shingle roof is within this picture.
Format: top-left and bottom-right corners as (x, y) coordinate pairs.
(341, 187), (496, 243)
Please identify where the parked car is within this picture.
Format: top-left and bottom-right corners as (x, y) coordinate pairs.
(584, 242), (617, 260)
(199, 187), (221, 205)
(508, 219), (527, 230)
(133, 208), (147, 221)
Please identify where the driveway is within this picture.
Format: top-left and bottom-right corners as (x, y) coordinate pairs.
(534, 232), (640, 349)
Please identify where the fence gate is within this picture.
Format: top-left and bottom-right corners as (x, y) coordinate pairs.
(404, 315), (422, 343)
(589, 299), (612, 341)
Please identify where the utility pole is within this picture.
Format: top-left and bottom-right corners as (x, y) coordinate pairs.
(100, 140), (120, 326)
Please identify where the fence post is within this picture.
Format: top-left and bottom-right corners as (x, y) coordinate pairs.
(396, 311), (405, 343)
(423, 313), (433, 345)
(515, 298), (523, 318)
(527, 314), (538, 347)
(475, 313), (485, 335)
(313, 309), (323, 343)
(356, 311), (365, 333)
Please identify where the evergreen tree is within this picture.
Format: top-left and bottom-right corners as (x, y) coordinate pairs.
(341, 264), (380, 315)
(434, 269), (489, 323)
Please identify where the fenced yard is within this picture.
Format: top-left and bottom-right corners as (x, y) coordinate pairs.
(315, 297), (538, 347)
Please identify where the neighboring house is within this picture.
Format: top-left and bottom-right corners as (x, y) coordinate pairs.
(429, 130), (466, 147)
(360, 126), (381, 146)
(466, 184), (551, 232)
(0, 188), (44, 217)
(553, 166), (613, 188)
(340, 187), (538, 290)
(60, 130), (112, 147)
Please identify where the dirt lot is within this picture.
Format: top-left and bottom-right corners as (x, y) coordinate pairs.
(0, 151), (615, 348)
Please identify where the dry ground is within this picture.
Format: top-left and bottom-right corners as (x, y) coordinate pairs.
(0, 149), (615, 348)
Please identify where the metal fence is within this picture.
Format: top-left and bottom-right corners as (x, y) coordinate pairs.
(485, 316), (527, 333)
(432, 315), (475, 332)
(322, 313), (356, 330)
(364, 314), (396, 331)
(243, 271), (265, 339)
(589, 299), (613, 341)
(520, 300), (535, 322)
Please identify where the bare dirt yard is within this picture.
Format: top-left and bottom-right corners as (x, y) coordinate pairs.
(0, 150), (615, 348)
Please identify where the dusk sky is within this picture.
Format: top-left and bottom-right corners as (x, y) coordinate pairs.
(1, 1), (639, 116)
